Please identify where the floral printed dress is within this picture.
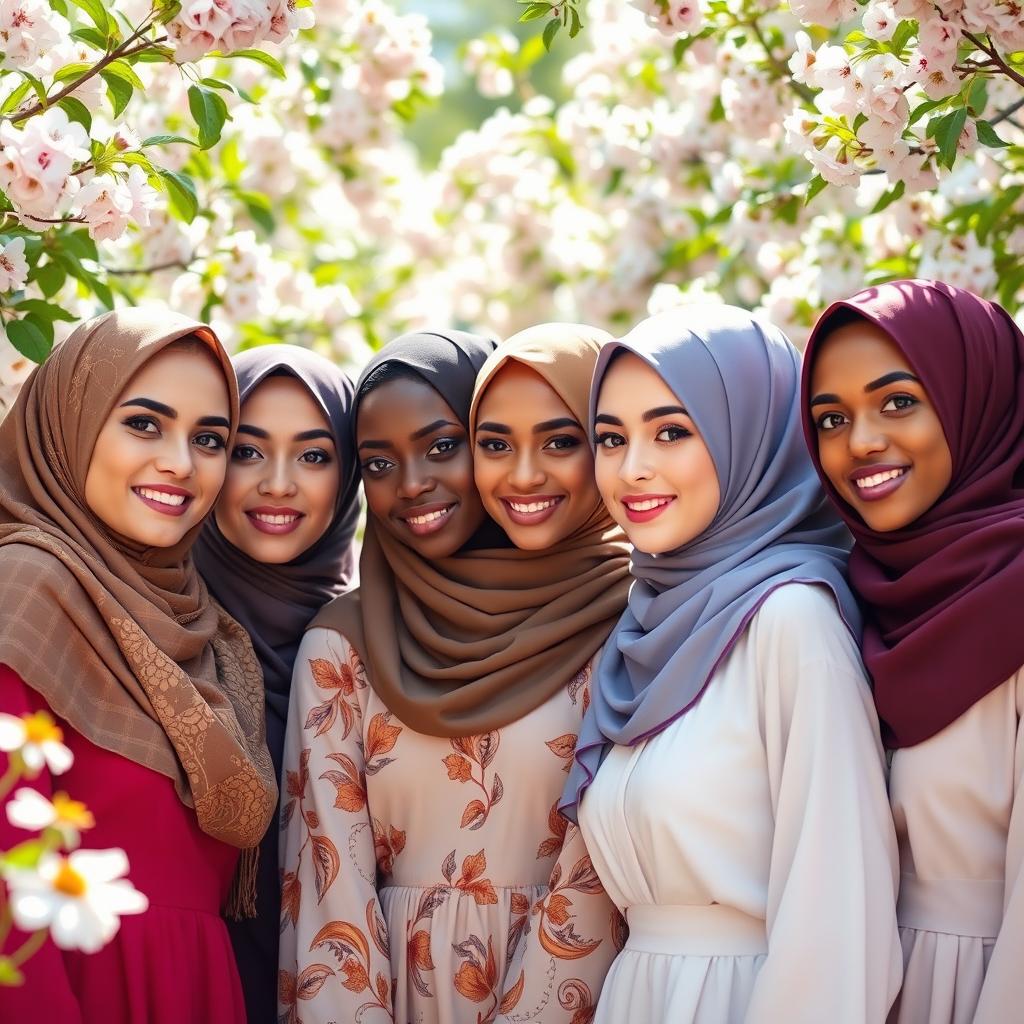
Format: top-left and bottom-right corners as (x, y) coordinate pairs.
(278, 627), (622, 1024)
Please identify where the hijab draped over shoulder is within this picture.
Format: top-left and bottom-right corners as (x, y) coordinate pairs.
(312, 325), (631, 738)
(801, 279), (1024, 748)
(0, 309), (276, 849)
(562, 305), (859, 820)
(193, 344), (360, 765)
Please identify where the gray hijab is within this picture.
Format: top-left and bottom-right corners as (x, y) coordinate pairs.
(560, 305), (860, 820)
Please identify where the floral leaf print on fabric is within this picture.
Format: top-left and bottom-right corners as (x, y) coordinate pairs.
(445, 849), (499, 906)
(281, 746), (310, 832)
(506, 892), (530, 971)
(320, 751), (367, 813)
(537, 803), (569, 860)
(278, 964), (336, 1024)
(309, 916), (393, 1020)
(445, 731), (504, 830)
(534, 855), (602, 961)
(566, 665), (591, 717)
(545, 733), (577, 773)
(558, 978), (596, 1024)
(406, 884), (450, 998)
(281, 870), (301, 932)
(285, 744), (342, 905)
(304, 641), (365, 741)
(372, 817), (407, 876)
(453, 934), (501, 1023)
(365, 712), (402, 775)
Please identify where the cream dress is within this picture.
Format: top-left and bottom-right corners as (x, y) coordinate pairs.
(578, 583), (902, 1023)
(278, 627), (621, 1024)
(889, 666), (1024, 1024)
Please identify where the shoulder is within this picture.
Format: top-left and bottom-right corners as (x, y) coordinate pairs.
(294, 627), (369, 687)
(0, 539), (77, 580)
(745, 582), (862, 673)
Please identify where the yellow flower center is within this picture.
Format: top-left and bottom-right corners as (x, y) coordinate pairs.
(52, 859), (88, 898)
(23, 711), (64, 746)
(52, 794), (95, 830)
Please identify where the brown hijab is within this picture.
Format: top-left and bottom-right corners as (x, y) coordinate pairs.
(0, 309), (276, 849)
(313, 324), (631, 738)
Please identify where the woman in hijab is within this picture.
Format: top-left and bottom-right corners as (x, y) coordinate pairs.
(0, 310), (277, 1024)
(561, 305), (901, 1024)
(278, 327), (630, 1024)
(802, 279), (1024, 1024)
(193, 345), (360, 1024)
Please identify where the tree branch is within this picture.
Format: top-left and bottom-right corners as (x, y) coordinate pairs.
(102, 258), (193, 276)
(962, 31), (1024, 90)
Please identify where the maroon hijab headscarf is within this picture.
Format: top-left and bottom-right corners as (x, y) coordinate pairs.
(801, 279), (1024, 748)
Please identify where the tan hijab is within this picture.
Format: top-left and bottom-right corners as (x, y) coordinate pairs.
(0, 309), (276, 850)
(314, 323), (631, 738)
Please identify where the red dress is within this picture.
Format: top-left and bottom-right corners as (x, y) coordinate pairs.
(0, 663), (247, 1024)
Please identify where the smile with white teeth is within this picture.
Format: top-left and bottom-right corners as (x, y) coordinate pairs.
(508, 499), (559, 513)
(136, 487), (187, 506)
(625, 497), (672, 511)
(253, 511), (299, 525)
(855, 468), (906, 489)
(407, 506), (451, 526)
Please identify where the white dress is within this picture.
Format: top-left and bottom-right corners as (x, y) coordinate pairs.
(889, 666), (1024, 1024)
(578, 583), (902, 1023)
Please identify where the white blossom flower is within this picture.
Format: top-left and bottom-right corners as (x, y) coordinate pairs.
(0, 710), (73, 775)
(4, 848), (148, 952)
(6, 788), (95, 847)
(0, 236), (28, 292)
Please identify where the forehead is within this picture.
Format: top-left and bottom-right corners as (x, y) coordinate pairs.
(597, 351), (678, 407)
(116, 345), (228, 404)
(812, 320), (913, 384)
(356, 375), (458, 437)
(241, 374), (327, 426)
(476, 361), (574, 420)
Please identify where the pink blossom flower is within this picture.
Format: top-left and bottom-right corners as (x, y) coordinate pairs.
(789, 0), (858, 28)
(0, 236), (28, 292)
(630, 0), (703, 35)
(862, 0), (899, 40)
(0, 0), (68, 73)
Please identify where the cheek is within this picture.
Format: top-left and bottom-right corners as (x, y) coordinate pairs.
(441, 453), (478, 505)
(471, 453), (500, 502)
(362, 479), (393, 521)
(307, 469), (342, 523)
(594, 452), (620, 505)
(196, 455), (228, 507)
(561, 450), (598, 504)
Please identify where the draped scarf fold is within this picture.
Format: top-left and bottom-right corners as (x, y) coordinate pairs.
(562, 305), (859, 820)
(801, 279), (1024, 748)
(0, 309), (277, 848)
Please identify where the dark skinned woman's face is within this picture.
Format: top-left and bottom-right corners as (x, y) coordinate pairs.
(356, 376), (486, 559)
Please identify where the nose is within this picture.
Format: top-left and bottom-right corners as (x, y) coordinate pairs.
(153, 434), (196, 480)
(618, 440), (654, 484)
(257, 455), (298, 498)
(507, 449), (545, 492)
(396, 459), (435, 500)
(848, 414), (888, 458)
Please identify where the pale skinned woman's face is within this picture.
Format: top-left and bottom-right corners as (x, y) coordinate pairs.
(473, 361), (599, 550)
(809, 320), (953, 532)
(214, 375), (341, 564)
(84, 343), (231, 548)
(593, 352), (720, 554)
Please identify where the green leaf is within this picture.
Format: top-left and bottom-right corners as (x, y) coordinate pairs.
(62, 230), (98, 262)
(188, 85), (228, 150)
(14, 299), (77, 323)
(154, 0), (182, 25)
(199, 77), (237, 93)
(568, 6), (582, 38)
(58, 96), (92, 132)
(52, 61), (92, 83)
(908, 97), (946, 127)
(70, 26), (108, 48)
(930, 106), (968, 170)
(6, 317), (52, 362)
(0, 79), (32, 115)
(0, 957), (24, 987)
(67, 0), (114, 34)
(804, 174), (828, 205)
(976, 119), (1009, 149)
(102, 59), (145, 90)
(212, 48), (286, 79)
(2, 838), (45, 869)
(32, 261), (66, 298)
(542, 17), (560, 49)
(966, 76), (989, 117)
(870, 179), (905, 214)
(101, 71), (133, 118)
(520, 3), (550, 22)
(141, 134), (199, 148)
(158, 169), (199, 222)
(888, 20), (915, 56)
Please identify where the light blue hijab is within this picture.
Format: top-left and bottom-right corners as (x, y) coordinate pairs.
(560, 305), (860, 821)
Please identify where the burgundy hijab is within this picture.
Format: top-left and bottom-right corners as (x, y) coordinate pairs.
(801, 279), (1024, 748)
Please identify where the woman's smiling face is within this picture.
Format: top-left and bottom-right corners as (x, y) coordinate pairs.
(809, 318), (952, 532)
(473, 361), (599, 550)
(357, 373), (486, 559)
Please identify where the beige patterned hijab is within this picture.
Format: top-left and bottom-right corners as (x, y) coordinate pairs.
(0, 309), (276, 849)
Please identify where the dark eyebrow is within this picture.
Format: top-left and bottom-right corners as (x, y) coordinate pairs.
(642, 405), (688, 422)
(295, 428), (335, 443)
(534, 417), (582, 434)
(237, 423), (269, 438)
(809, 393), (840, 408)
(410, 419), (460, 441)
(594, 413), (623, 426)
(119, 397), (176, 419)
(475, 421), (511, 435)
(357, 439), (390, 451)
(865, 371), (920, 392)
(198, 416), (230, 429)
